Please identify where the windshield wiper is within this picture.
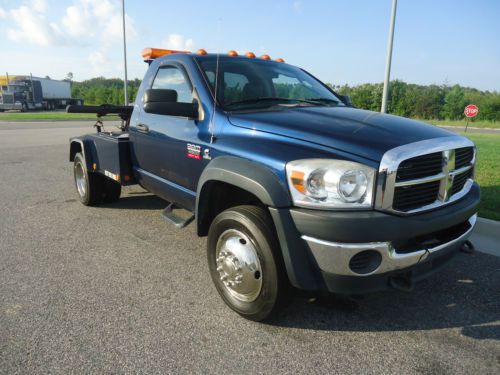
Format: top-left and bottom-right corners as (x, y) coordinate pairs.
(225, 97), (300, 108)
(225, 97), (339, 109)
(303, 98), (340, 105)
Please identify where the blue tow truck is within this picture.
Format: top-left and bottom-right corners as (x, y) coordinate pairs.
(68, 47), (479, 321)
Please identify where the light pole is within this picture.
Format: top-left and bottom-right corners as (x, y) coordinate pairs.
(122, 0), (128, 106)
(381, 0), (397, 113)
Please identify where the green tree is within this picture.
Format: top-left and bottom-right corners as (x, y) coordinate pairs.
(441, 85), (466, 120)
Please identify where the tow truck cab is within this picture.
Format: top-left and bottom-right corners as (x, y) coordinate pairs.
(69, 48), (479, 321)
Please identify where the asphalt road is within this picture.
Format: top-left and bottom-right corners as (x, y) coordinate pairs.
(0, 121), (499, 374)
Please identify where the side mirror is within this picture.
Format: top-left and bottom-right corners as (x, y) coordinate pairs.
(143, 89), (199, 119)
(338, 95), (354, 107)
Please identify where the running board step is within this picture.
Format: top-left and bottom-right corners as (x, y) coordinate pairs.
(161, 203), (194, 228)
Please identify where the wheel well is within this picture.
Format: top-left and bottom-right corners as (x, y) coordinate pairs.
(197, 181), (266, 236)
(69, 141), (82, 162)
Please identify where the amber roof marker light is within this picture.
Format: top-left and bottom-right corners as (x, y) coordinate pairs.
(260, 54), (271, 60)
(197, 49), (207, 55)
(141, 48), (191, 60)
(276, 58), (285, 63)
(245, 52), (256, 58)
(227, 50), (239, 57)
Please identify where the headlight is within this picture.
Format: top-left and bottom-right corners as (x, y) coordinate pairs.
(286, 159), (375, 209)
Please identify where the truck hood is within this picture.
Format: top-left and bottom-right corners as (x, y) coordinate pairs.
(227, 106), (453, 161)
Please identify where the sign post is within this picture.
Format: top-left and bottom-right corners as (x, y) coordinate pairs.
(463, 104), (479, 133)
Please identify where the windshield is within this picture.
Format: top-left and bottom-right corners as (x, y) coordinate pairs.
(195, 55), (341, 110)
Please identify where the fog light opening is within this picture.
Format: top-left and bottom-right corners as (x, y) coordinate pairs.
(349, 250), (382, 275)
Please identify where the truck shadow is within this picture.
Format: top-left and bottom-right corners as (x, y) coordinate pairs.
(101, 194), (167, 210)
(270, 252), (500, 338)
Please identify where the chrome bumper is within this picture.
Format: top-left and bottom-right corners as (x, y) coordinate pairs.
(303, 214), (477, 277)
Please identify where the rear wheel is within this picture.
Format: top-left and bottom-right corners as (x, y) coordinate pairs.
(73, 152), (104, 206)
(207, 205), (289, 321)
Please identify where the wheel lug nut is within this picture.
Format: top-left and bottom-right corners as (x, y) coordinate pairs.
(216, 266), (223, 272)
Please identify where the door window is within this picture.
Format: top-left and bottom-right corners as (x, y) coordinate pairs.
(152, 66), (193, 103)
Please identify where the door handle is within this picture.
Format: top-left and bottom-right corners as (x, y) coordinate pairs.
(136, 123), (149, 133)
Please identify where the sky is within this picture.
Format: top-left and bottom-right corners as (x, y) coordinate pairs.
(0, 0), (498, 91)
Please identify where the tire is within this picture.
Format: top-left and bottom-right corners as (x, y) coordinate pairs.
(102, 179), (121, 203)
(73, 152), (104, 206)
(207, 205), (290, 321)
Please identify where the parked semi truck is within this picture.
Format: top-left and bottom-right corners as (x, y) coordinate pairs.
(0, 75), (83, 111)
(68, 48), (479, 321)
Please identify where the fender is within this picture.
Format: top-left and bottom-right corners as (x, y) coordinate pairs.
(196, 156), (291, 213)
(69, 135), (95, 169)
(196, 156), (320, 291)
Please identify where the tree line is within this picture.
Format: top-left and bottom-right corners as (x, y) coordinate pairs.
(71, 77), (141, 107)
(71, 77), (500, 122)
(331, 81), (500, 122)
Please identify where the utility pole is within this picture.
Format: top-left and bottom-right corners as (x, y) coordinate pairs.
(122, 0), (128, 105)
(381, 0), (397, 113)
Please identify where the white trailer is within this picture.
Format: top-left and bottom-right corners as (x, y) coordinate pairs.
(0, 75), (83, 111)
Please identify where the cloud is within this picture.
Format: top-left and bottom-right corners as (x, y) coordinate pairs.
(89, 50), (109, 73)
(162, 34), (195, 51)
(3, 0), (136, 47)
(62, 0), (136, 42)
(31, 0), (47, 13)
(293, 0), (303, 13)
(7, 5), (65, 46)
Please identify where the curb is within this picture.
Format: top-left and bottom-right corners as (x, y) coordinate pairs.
(437, 125), (500, 132)
(470, 217), (500, 257)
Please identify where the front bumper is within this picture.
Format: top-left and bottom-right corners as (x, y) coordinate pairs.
(304, 214), (476, 277)
(269, 183), (480, 294)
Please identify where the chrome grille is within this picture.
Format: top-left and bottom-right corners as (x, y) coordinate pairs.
(376, 136), (476, 215)
(2, 94), (14, 104)
(455, 147), (474, 169)
(396, 152), (442, 181)
(393, 181), (441, 211)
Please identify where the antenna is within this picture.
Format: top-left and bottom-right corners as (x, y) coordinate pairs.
(209, 53), (220, 144)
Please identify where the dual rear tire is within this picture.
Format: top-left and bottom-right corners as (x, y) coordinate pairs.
(73, 152), (121, 206)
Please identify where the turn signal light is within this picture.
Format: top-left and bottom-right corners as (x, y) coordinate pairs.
(290, 171), (305, 193)
(142, 48), (190, 59)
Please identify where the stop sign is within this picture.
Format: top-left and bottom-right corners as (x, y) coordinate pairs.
(464, 104), (479, 118)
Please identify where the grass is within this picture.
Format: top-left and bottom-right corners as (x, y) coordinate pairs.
(461, 132), (500, 221)
(426, 119), (500, 129)
(0, 111), (116, 121)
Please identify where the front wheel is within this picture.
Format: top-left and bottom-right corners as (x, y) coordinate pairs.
(207, 205), (289, 321)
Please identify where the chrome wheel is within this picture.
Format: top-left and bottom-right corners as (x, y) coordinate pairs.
(74, 162), (87, 198)
(215, 229), (263, 303)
